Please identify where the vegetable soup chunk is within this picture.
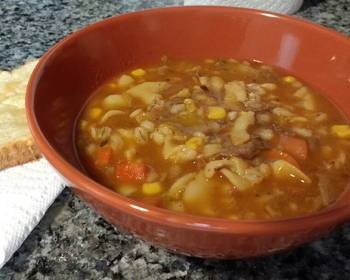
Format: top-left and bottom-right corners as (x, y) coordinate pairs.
(76, 58), (350, 220)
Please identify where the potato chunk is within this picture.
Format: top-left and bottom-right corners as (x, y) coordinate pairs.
(230, 111), (255, 145)
(183, 172), (215, 216)
(199, 76), (224, 93)
(294, 87), (315, 111)
(126, 82), (170, 104)
(103, 94), (130, 109)
(224, 81), (247, 107)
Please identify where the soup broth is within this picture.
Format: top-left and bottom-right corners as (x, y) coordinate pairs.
(76, 57), (350, 220)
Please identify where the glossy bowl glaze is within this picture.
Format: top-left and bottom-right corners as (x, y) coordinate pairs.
(26, 6), (350, 258)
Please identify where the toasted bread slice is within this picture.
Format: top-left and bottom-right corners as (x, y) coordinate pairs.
(0, 60), (41, 170)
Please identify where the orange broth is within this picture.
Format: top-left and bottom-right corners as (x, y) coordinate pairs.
(76, 58), (350, 220)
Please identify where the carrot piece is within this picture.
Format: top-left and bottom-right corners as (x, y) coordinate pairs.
(95, 147), (113, 167)
(115, 161), (148, 183)
(280, 135), (308, 161)
(264, 149), (300, 168)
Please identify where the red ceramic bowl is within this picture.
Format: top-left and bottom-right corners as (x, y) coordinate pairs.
(26, 6), (350, 258)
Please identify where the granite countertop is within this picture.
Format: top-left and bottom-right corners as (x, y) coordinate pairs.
(0, 0), (349, 279)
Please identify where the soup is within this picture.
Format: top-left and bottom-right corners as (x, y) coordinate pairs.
(76, 57), (350, 220)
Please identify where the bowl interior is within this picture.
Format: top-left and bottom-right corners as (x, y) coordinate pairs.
(29, 7), (350, 207)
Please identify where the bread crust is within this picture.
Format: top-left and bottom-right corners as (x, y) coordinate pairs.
(0, 59), (40, 170)
(0, 137), (41, 170)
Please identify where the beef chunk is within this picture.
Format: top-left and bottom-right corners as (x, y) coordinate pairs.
(220, 137), (269, 160)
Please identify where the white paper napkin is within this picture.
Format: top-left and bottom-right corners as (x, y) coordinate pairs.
(0, 158), (64, 268)
(184, 0), (304, 14)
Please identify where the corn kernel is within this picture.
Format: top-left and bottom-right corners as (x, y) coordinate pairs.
(207, 106), (226, 120)
(116, 184), (137, 196)
(282, 76), (297, 83)
(89, 107), (102, 119)
(184, 98), (196, 113)
(331, 125), (350, 138)
(142, 182), (162, 195)
(185, 137), (204, 150)
(131, 68), (146, 77)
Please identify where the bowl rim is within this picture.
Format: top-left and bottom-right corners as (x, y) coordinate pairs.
(26, 5), (350, 235)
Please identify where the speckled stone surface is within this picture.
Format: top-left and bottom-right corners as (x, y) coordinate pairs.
(0, 0), (350, 279)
